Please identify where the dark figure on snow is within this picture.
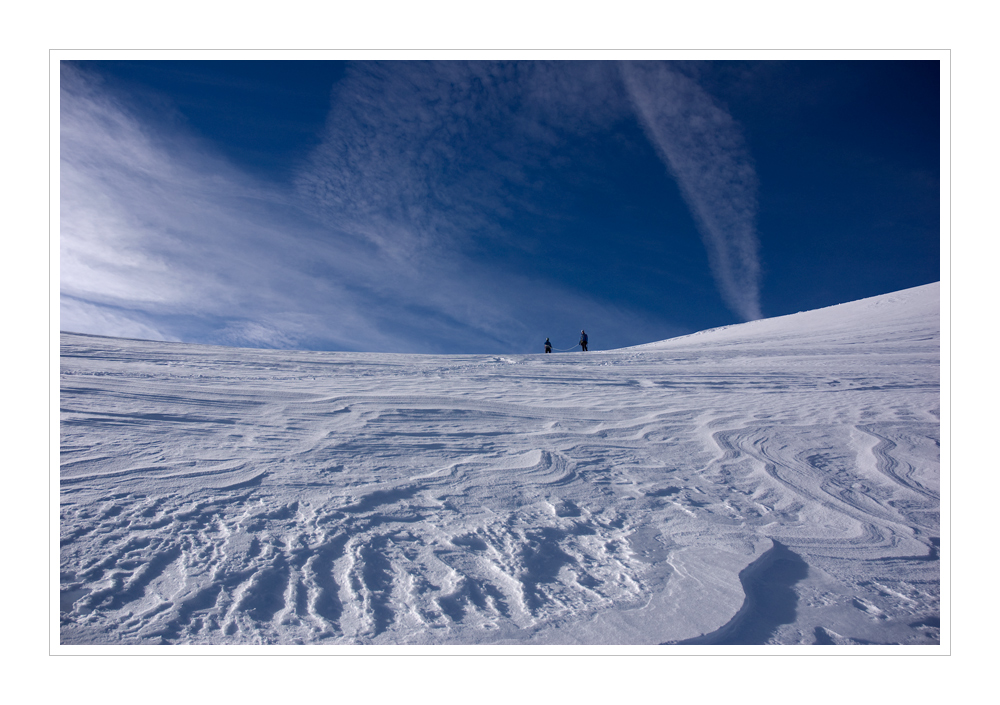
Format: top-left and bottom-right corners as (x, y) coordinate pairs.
(579, 330), (588, 351)
(545, 338), (552, 353)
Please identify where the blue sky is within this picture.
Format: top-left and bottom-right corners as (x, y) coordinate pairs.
(60, 58), (940, 354)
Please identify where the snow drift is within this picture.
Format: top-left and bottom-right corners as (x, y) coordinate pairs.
(59, 283), (941, 646)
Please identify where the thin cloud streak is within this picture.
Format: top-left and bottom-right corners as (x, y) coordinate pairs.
(621, 61), (764, 322)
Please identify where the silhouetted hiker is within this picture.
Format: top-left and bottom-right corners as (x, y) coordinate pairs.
(545, 338), (552, 353)
(579, 330), (588, 351)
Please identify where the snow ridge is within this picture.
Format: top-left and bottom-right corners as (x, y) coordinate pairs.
(59, 283), (941, 646)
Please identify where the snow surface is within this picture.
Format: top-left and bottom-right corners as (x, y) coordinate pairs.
(59, 283), (941, 646)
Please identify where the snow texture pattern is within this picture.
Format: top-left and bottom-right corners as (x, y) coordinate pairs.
(60, 284), (940, 645)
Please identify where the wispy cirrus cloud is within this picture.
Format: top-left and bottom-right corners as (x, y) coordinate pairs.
(621, 61), (764, 322)
(60, 63), (404, 350)
(296, 61), (627, 257)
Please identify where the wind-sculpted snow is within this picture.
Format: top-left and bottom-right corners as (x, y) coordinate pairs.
(59, 284), (941, 645)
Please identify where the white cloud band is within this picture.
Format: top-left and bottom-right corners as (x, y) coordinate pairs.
(622, 61), (763, 322)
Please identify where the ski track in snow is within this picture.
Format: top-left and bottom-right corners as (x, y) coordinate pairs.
(59, 284), (941, 645)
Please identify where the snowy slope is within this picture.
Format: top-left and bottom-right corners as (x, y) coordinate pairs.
(58, 283), (941, 646)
